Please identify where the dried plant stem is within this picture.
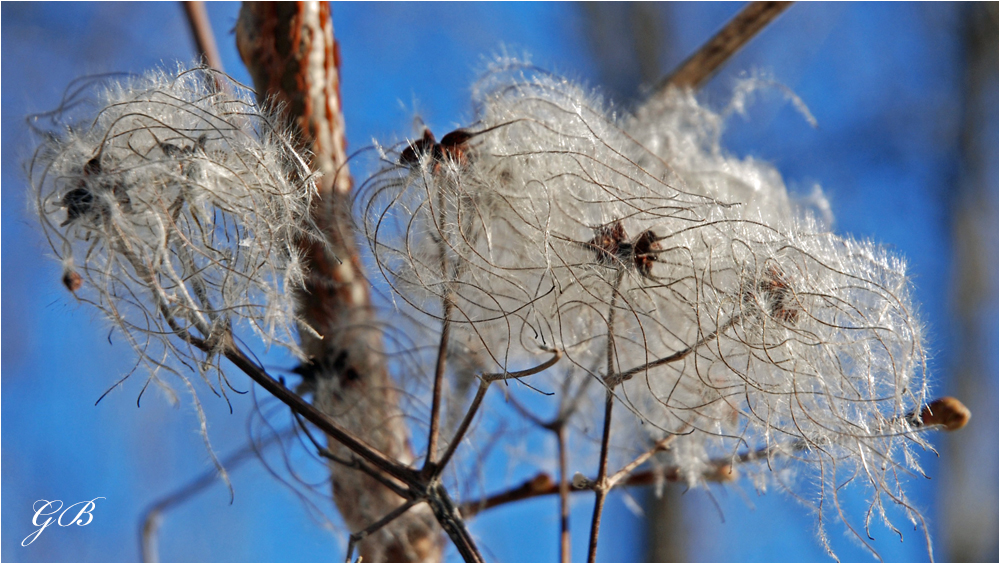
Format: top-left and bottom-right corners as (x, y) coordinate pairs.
(556, 424), (571, 563)
(294, 411), (414, 500)
(459, 401), (967, 516)
(587, 391), (615, 563)
(435, 351), (564, 477)
(609, 315), (740, 387)
(345, 499), (420, 563)
(505, 377), (594, 562)
(425, 201), (455, 471)
(608, 434), (678, 489)
(427, 483), (485, 563)
(235, 3), (437, 560)
(181, 1), (224, 73)
(656, 1), (792, 92)
(588, 272), (624, 563)
(199, 334), (416, 485)
(425, 305), (451, 468)
(184, 324), (494, 562)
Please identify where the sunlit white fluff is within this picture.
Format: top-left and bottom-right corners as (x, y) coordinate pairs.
(31, 65), (323, 398)
(361, 59), (932, 558)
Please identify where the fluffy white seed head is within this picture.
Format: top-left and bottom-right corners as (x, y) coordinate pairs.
(361, 60), (932, 555)
(31, 65), (323, 393)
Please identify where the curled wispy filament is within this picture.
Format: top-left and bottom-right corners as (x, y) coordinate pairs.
(360, 60), (933, 558)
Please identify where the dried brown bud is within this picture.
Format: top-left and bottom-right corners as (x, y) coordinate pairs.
(528, 472), (555, 492)
(62, 270), (82, 293)
(919, 397), (970, 431)
(705, 462), (739, 483)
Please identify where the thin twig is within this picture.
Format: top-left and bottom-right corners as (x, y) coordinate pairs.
(345, 499), (421, 563)
(433, 351), (563, 478)
(608, 315), (740, 387)
(556, 425), (571, 563)
(178, 332), (417, 488)
(587, 391), (615, 563)
(293, 410), (413, 500)
(655, 1), (793, 92)
(461, 473), (556, 518)
(427, 483), (485, 563)
(181, 2), (224, 73)
(139, 429), (290, 562)
(607, 434), (678, 489)
(588, 272), (624, 562)
(424, 296), (453, 472)
(459, 403), (970, 516)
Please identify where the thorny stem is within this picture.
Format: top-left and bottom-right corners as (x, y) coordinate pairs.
(656, 1), (793, 92)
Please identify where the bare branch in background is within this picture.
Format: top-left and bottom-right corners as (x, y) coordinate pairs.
(580, 2), (666, 104)
(181, 1), (224, 73)
(945, 3), (999, 561)
(655, 1), (792, 93)
(140, 430), (292, 563)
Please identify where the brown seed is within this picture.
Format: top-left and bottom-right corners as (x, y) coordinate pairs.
(631, 229), (661, 278)
(587, 221), (627, 266)
(399, 127), (477, 170)
(438, 128), (475, 165)
(62, 270), (83, 293)
(398, 128), (437, 166)
(746, 265), (800, 324)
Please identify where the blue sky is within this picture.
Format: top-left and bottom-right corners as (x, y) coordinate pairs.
(3, 3), (996, 562)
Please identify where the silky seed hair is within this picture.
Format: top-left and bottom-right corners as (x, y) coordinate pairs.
(31, 65), (324, 403)
(360, 59), (932, 557)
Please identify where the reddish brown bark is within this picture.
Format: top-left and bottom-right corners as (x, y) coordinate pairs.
(235, 3), (441, 561)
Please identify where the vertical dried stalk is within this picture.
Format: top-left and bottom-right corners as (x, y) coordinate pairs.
(656, 1), (792, 92)
(235, 3), (441, 561)
(181, 1), (224, 73)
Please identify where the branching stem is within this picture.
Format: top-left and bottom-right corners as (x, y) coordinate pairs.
(433, 350), (563, 478)
(345, 499), (421, 563)
(608, 315), (740, 387)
